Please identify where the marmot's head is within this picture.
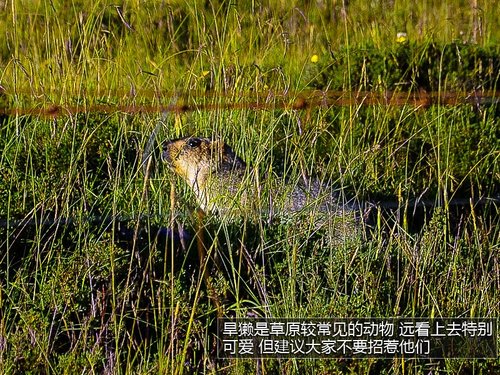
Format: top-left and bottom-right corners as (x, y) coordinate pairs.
(162, 136), (246, 192)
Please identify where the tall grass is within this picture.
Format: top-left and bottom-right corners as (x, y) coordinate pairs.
(1, 0), (499, 106)
(1, 0), (499, 374)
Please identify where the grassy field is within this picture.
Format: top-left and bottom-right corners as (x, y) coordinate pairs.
(1, 1), (499, 374)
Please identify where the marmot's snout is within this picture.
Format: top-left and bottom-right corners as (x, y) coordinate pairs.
(161, 141), (173, 165)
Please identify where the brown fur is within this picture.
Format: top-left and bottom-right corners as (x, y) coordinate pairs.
(162, 136), (247, 213)
(162, 136), (364, 243)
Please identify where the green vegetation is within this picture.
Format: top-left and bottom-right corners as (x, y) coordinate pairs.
(0, 1), (499, 374)
(1, 0), (499, 106)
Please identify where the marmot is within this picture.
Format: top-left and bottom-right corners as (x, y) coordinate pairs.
(161, 136), (363, 235)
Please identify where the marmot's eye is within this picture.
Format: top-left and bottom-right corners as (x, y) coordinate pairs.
(187, 138), (201, 148)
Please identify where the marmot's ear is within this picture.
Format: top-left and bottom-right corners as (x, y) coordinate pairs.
(210, 139), (225, 157)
